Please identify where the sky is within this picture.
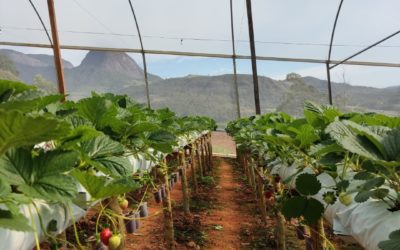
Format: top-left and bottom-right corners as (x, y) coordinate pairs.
(1, 0), (400, 88)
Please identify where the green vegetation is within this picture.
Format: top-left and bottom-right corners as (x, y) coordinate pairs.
(0, 79), (216, 248)
(226, 101), (400, 249)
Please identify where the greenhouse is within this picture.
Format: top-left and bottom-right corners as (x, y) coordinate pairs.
(0, 0), (399, 249)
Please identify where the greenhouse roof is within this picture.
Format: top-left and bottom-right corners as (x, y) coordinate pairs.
(1, 0), (400, 66)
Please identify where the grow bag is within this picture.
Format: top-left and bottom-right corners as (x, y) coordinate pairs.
(0, 132), (209, 250)
(269, 159), (400, 250)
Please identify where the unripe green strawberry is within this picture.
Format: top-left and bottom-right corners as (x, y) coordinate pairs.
(339, 192), (352, 206)
(108, 235), (121, 250)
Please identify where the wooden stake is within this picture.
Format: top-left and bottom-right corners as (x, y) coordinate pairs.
(207, 133), (213, 169)
(189, 144), (199, 194)
(47, 0), (66, 97)
(249, 159), (257, 195)
(256, 168), (268, 225)
(195, 140), (204, 178)
(108, 196), (126, 250)
(179, 151), (190, 216)
(276, 212), (287, 250)
(161, 160), (175, 250)
(310, 219), (326, 250)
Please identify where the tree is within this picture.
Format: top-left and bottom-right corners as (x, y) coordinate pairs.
(286, 72), (302, 80)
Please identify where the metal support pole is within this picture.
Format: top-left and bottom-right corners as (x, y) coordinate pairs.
(47, 0), (66, 96)
(245, 0), (261, 115)
(326, 0), (344, 106)
(230, 0), (241, 118)
(326, 62), (333, 105)
(330, 30), (400, 70)
(128, 0), (151, 108)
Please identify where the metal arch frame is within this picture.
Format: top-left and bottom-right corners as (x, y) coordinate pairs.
(326, 0), (344, 105)
(230, 0), (241, 118)
(326, 1), (400, 106)
(4, 1), (400, 115)
(3, 41), (400, 68)
(330, 30), (400, 70)
(28, 0), (53, 46)
(246, 0), (261, 115)
(127, 0), (151, 108)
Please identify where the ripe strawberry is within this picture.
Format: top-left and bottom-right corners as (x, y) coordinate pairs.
(100, 228), (112, 245)
(264, 190), (273, 199)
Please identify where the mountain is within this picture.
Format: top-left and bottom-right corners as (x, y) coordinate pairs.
(0, 49), (73, 84)
(0, 49), (399, 126)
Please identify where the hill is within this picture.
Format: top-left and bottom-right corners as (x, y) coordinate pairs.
(0, 49), (399, 126)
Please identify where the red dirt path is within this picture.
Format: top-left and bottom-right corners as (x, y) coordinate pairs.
(125, 157), (256, 250)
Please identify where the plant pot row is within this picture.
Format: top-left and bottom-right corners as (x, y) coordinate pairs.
(125, 202), (149, 233)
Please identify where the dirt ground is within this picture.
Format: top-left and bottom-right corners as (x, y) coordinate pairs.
(125, 157), (256, 250)
(211, 131), (236, 156)
(61, 132), (363, 250)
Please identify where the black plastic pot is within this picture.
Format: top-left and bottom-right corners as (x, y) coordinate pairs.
(134, 211), (141, 229)
(161, 184), (167, 198)
(153, 189), (162, 203)
(124, 212), (136, 234)
(171, 173), (177, 184)
(139, 202), (148, 217)
(296, 225), (306, 240)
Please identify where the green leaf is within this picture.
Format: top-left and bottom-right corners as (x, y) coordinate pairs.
(148, 130), (176, 144)
(126, 122), (160, 136)
(310, 141), (344, 156)
(378, 229), (400, 250)
(80, 135), (125, 158)
(282, 196), (307, 219)
(372, 188), (389, 199)
(0, 89), (63, 113)
(0, 209), (33, 231)
(0, 149), (78, 202)
(92, 156), (133, 177)
(295, 124), (319, 148)
(0, 110), (70, 155)
(60, 125), (101, 148)
(0, 178), (11, 196)
(354, 191), (373, 203)
(282, 197), (324, 225)
(326, 121), (383, 161)
(303, 198), (325, 224)
(361, 177), (385, 191)
(79, 135), (132, 177)
(381, 128), (400, 161)
(336, 180), (350, 191)
(344, 121), (388, 160)
(76, 96), (120, 130)
(0, 80), (35, 97)
(295, 173), (321, 196)
(354, 172), (375, 180)
(71, 170), (140, 200)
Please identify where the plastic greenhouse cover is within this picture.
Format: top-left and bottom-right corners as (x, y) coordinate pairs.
(1, 0), (400, 63)
(269, 160), (400, 250)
